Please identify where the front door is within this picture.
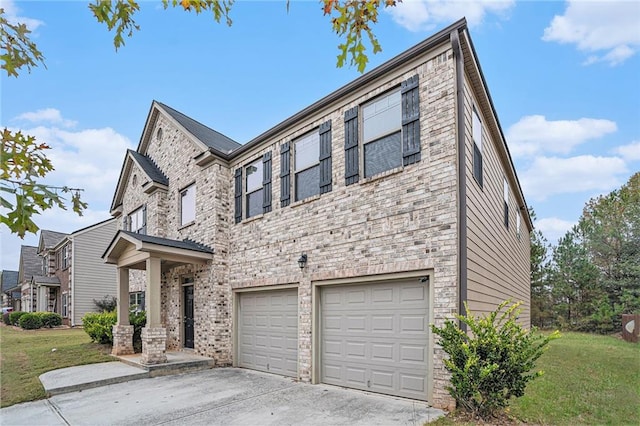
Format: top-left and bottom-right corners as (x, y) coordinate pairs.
(184, 285), (194, 349)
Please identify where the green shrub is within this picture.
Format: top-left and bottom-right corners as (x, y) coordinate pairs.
(37, 312), (63, 328)
(431, 301), (560, 420)
(19, 313), (43, 330)
(129, 309), (146, 353)
(82, 311), (116, 344)
(2, 312), (10, 325)
(9, 311), (27, 326)
(93, 295), (117, 312)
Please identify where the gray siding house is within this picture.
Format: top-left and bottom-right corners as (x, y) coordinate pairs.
(104, 19), (532, 409)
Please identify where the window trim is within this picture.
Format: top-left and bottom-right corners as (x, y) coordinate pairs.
(503, 177), (509, 229)
(294, 129), (321, 202)
(472, 105), (483, 188)
(180, 183), (196, 226)
(129, 291), (145, 310)
(129, 205), (147, 234)
(244, 157), (264, 219)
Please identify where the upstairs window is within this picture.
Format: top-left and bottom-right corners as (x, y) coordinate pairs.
(503, 177), (509, 229)
(127, 206), (147, 234)
(363, 90), (402, 177)
(295, 131), (320, 201)
(245, 159), (264, 219)
(180, 184), (196, 225)
(62, 244), (70, 269)
(472, 105), (483, 187)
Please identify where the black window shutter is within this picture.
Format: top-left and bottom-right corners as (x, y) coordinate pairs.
(401, 74), (421, 166)
(262, 151), (272, 213)
(234, 168), (242, 224)
(344, 106), (359, 186)
(280, 142), (291, 207)
(319, 119), (332, 194)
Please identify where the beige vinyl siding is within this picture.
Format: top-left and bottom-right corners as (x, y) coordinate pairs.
(72, 220), (118, 325)
(462, 73), (531, 325)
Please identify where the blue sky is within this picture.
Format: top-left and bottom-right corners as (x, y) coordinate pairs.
(1, 0), (639, 271)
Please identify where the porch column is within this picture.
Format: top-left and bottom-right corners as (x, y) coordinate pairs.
(141, 257), (167, 364)
(112, 267), (134, 356)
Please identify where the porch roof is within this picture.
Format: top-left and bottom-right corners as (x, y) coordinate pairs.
(103, 231), (213, 270)
(31, 275), (61, 286)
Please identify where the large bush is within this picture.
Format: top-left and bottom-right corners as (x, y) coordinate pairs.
(37, 312), (62, 328)
(93, 295), (117, 312)
(431, 301), (559, 420)
(9, 311), (27, 326)
(19, 313), (43, 330)
(82, 311), (117, 344)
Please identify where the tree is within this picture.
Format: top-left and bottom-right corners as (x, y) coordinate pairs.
(1, 1), (398, 237)
(529, 207), (552, 328)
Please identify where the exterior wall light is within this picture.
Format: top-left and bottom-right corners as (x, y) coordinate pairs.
(298, 253), (307, 269)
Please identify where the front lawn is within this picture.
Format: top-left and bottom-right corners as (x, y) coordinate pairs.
(432, 332), (640, 425)
(0, 325), (113, 408)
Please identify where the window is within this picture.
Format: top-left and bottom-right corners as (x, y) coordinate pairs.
(156, 127), (163, 143)
(235, 152), (272, 223)
(472, 106), (483, 187)
(62, 244), (70, 269)
(295, 131), (320, 201)
(503, 177), (509, 229)
(344, 74), (420, 185)
(62, 293), (68, 318)
(245, 159), (264, 219)
(363, 90), (402, 177)
(129, 206), (147, 234)
(180, 184), (196, 225)
(516, 212), (521, 240)
(42, 256), (47, 275)
(129, 292), (145, 309)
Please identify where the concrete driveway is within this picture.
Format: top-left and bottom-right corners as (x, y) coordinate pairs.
(1, 368), (444, 425)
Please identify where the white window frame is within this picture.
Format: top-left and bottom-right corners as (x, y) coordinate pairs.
(62, 293), (68, 318)
(516, 212), (521, 240)
(294, 130), (321, 201)
(362, 89), (402, 178)
(472, 105), (483, 187)
(130, 206), (146, 234)
(180, 184), (196, 226)
(245, 158), (263, 219)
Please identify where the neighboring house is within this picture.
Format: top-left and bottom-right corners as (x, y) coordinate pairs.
(104, 19), (532, 409)
(19, 246), (40, 313)
(27, 222), (118, 325)
(1, 270), (20, 311)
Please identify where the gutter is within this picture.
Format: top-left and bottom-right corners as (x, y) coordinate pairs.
(451, 29), (468, 326)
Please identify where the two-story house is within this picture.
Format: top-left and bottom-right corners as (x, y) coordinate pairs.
(1, 270), (20, 311)
(19, 245), (41, 313)
(104, 19), (532, 409)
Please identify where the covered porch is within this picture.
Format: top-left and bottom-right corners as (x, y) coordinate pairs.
(103, 231), (213, 365)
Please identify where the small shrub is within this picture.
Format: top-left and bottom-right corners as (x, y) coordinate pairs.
(19, 313), (43, 330)
(2, 312), (10, 325)
(93, 295), (117, 312)
(82, 311), (117, 344)
(9, 311), (27, 326)
(37, 312), (63, 328)
(431, 300), (560, 420)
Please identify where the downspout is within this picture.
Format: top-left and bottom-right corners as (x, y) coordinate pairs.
(451, 29), (468, 328)
(70, 237), (75, 326)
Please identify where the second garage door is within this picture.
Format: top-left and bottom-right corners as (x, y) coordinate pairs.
(320, 279), (429, 400)
(238, 288), (298, 377)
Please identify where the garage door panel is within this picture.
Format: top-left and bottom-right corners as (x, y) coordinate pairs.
(238, 289), (298, 378)
(321, 280), (429, 400)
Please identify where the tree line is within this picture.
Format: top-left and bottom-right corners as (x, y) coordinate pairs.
(530, 172), (639, 333)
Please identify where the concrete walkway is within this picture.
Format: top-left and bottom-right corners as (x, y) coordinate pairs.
(1, 367), (445, 425)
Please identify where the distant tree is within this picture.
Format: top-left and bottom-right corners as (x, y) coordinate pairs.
(1, 0), (398, 237)
(529, 207), (552, 328)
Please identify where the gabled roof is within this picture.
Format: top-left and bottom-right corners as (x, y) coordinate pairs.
(156, 102), (241, 154)
(104, 230), (213, 259)
(1, 270), (19, 292)
(128, 150), (169, 186)
(18, 245), (40, 283)
(38, 230), (68, 253)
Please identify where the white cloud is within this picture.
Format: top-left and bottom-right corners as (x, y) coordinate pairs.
(535, 217), (576, 245)
(388, 0), (514, 32)
(542, 0), (640, 66)
(613, 140), (640, 161)
(14, 108), (77, 128)
(521, 155), (627, 201)
(1, 0), (44, 31)
(506, 115), (617, 158)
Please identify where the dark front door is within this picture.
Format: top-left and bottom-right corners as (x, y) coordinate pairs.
(184, 285), (194, 349)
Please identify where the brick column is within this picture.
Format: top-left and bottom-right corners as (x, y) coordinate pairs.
(141, 327), (167, 364)
(112, 325), (135, 355)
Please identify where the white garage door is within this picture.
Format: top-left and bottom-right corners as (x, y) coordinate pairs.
(238, 289), (298, 377)
(320, 279), (429, 400)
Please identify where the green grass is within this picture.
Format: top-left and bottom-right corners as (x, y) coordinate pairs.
(432, 332), (640, 425)
(0, 325), (114, 408)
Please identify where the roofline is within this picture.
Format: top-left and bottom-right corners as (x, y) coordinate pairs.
(71, 217), (116, 237)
